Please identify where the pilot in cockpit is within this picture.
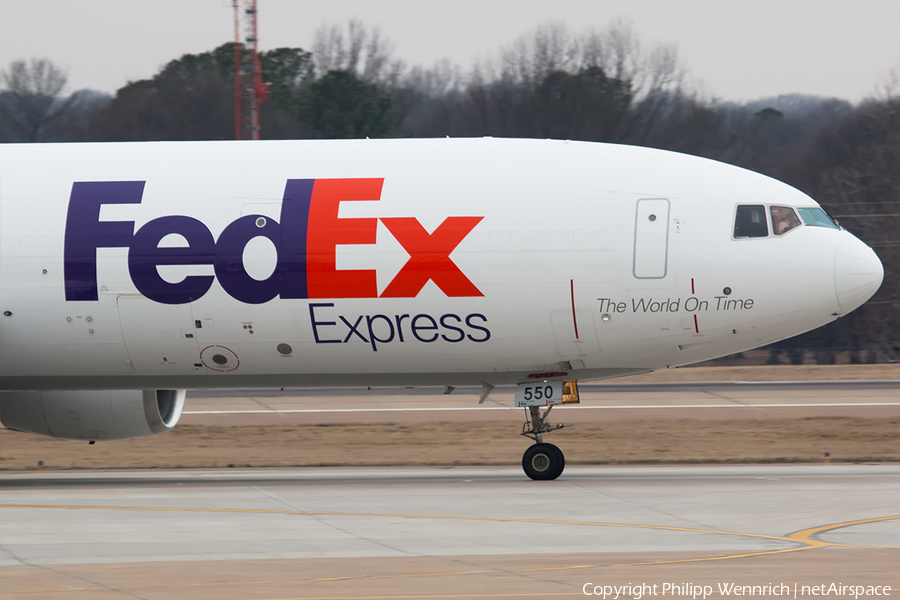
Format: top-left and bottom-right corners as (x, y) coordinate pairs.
(771, 206), (801, 236)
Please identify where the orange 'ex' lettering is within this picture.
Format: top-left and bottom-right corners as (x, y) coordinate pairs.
(380, 217), (483, 297)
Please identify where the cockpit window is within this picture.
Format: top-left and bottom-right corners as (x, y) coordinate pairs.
(797, 207), (840, 229)
(770, 206), (801, 235)
(734, 205), (768, 238)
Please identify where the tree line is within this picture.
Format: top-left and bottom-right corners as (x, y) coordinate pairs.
(2, 20), (897, 364)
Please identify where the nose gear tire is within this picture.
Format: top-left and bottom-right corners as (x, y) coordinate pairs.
(523, 442), (565, 480)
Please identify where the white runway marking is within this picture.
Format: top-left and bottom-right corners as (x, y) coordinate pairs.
(184, 402), (900, 415)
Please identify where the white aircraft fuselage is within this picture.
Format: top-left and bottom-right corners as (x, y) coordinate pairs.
(0, 138), (883, 391)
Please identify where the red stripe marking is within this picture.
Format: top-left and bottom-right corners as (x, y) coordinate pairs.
(570, 279), (580, 340)
(693, 314), (700, 333)
(691, 278), (695, 294)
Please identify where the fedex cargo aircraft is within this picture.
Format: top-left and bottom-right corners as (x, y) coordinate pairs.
(0, 138), (884, 479)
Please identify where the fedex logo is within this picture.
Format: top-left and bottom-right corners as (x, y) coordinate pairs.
(64, 179), (484, 304)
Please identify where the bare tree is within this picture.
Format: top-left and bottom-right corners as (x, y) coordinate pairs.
(499, 22), (578, 87)
(870, 64), (900, 101)
(53, 89), (111, 141)
(312, 19), (402, 86)
(600, 19), (641, 84)
(477, 21), (684, 99)
(0, 58), (76, 142)
(312, 23), (346, 75)
(405, 59), (464, 98)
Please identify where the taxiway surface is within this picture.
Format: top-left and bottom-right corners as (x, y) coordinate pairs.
(1, 464), (898, 599)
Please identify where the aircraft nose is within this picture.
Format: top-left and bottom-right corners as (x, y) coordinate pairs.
(834, 236), (884, 314)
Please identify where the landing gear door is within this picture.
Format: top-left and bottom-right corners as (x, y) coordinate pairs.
(633, 198), (670, 279)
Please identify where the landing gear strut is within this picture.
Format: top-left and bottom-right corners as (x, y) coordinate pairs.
(521, 405), (570, 480)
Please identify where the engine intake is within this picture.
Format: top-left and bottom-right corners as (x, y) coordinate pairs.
(0, 389), (185, 440)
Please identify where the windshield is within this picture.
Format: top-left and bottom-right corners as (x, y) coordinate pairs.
(797, 207), (839, 229)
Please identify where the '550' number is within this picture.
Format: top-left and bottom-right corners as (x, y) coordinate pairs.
(523, 385), (553, 401)
(515, 381), (564, 407)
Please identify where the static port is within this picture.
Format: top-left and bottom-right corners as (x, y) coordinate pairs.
(277, 343), (292, 355)
(212, 354), (228, 365)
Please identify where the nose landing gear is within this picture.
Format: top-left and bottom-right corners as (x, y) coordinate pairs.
(521, 405), (571, 480)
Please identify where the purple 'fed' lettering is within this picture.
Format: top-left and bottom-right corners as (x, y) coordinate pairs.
(63, 178), (481, 304)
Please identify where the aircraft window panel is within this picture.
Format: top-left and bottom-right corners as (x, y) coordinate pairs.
(770, 206), (801, 235)
(733, 205), (768, 238)
(797, 207), (840, 229)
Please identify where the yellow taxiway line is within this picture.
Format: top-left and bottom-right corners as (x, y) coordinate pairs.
(0, 504), (896, 597)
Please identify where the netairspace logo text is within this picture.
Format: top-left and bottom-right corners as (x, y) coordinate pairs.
(582, 583), (893, 599)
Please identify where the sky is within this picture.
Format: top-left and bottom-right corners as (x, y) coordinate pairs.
(1, 0), (898, 103)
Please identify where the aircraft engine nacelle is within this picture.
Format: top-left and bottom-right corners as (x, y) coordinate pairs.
(0, 389), (185, 441)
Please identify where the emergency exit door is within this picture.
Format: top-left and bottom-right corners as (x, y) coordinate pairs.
(633, 198), (670, 279)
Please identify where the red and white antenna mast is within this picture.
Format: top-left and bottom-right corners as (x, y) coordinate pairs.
(233, 0), (269, 140)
